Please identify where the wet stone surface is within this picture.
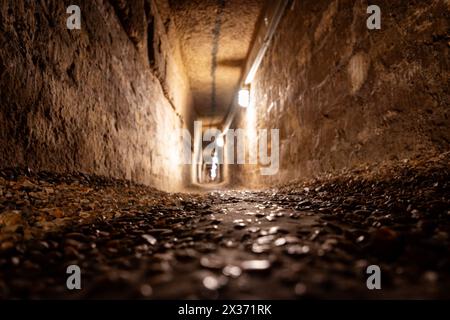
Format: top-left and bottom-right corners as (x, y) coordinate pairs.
(1, 154), (450, 299)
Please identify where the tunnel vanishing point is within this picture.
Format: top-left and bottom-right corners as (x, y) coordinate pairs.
(0, 0), (449, 300)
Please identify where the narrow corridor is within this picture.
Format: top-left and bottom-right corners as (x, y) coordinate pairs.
(0, 0), (449, 301)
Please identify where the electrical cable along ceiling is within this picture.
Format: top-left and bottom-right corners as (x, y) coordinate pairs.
(169, 0), (267, 124)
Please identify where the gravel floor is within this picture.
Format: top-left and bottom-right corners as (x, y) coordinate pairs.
(0, 154), (449, 299)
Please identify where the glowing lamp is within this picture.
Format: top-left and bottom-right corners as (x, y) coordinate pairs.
(238, 88), (250, 108)
(216, 135), (224, 147)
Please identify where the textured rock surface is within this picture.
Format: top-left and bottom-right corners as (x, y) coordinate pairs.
(232, 0), (450, 187)
(0, 0), (193, 191)
(1, 154), (449, 299)
(170, 0), (265, 121)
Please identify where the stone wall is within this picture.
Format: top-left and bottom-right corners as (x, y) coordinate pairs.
(232, 0), (449, 187)
(0, 0), (193, 191)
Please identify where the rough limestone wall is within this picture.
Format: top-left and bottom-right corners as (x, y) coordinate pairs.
(232, 0), (449, 187)
(0, 0), (192, 191)
(150, 0), (196, 134)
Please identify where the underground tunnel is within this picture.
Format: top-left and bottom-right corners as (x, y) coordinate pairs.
(0, 0), (449, 303)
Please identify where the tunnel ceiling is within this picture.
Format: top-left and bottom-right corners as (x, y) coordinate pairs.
(169, 0), (266, 124)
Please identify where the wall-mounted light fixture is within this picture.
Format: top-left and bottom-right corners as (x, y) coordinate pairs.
(216, 135), (225, 147)
(238, 87), (250, 108)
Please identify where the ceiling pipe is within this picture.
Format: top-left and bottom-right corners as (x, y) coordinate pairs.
(220, 0), (291, 135)
(244, 0), (291, 85)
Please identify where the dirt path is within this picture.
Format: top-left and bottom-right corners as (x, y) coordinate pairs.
(1, 157), (450, 299)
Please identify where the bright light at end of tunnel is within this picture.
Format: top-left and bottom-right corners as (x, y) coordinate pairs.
(238, 88), (250, 108)
(211, 152), (219, 180)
